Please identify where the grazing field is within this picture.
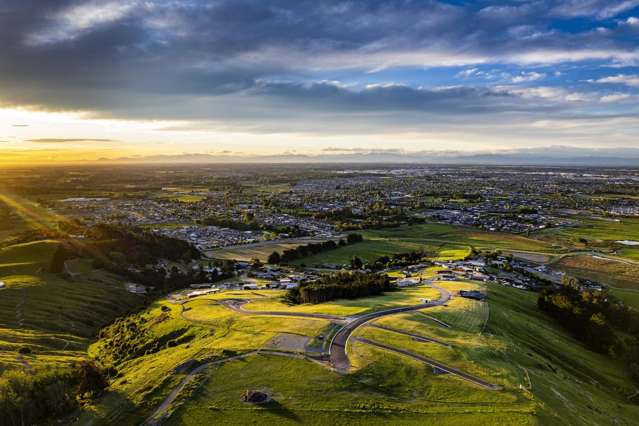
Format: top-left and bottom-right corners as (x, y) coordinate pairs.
(0, 239), (59, 274)
(293, 223), (559, 267)
(538, 217), (639, 260)
(554, 254), (639, 289)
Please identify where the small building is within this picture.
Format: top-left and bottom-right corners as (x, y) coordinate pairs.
(459, 290), (486, 300)
(187, 288), (220, 298)
(397, 278), (420, 287)
(124, 282), (147, 294)
(190, 283), (213, 289)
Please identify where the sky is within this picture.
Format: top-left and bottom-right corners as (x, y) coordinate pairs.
(1, 0), (639, 164)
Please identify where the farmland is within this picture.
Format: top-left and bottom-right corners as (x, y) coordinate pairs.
(285, 223), (559, 267)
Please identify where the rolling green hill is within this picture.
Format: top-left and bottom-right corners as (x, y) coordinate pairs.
(73, 280), (639, 425)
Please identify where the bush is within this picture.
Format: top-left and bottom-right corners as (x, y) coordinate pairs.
(17, 346), (31, 355)
(0, 361), (107, 426)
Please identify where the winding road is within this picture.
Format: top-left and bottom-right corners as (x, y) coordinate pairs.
(328, 284), (451, 372)
(145, 284), (499, 424)
(217, 285), (451, 372)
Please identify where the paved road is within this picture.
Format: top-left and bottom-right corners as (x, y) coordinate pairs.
(368, 323), (452, 347)
(328, 284), (451, 372)
(355, 338), (502, 391)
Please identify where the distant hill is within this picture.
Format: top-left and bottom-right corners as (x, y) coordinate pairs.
(100, 146), (639, 167)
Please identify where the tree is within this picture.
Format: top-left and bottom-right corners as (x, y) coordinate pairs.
(267, 251), (281, 264)
(350, 256), (364, 270)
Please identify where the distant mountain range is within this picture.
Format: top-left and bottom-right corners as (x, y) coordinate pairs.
(100, 146), (639, 166)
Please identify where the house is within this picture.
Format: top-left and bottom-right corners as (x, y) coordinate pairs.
(124, 282), (147, 294)
(187, 288), (220, 298)
(397, 278), (420, 287)
(459, 290), (486, 300)
(189, 283), (213, 289)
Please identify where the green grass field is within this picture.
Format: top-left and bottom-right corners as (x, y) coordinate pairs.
(538, 217), (639, 260)
(554, 254), (639, 289)
(208, 223), (561, 265)
(0, 241), (144, 371)
(74, 276), (639, 426)
(242, 286), (441, 316)
(292, 223), (559, 267)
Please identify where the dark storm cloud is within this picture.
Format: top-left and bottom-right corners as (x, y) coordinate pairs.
(0, 0), (638, 119)
(250, 81), (551, 114)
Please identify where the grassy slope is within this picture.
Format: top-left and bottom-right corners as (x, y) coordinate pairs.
(486, 283), (639, 425)
(0, 242), (143, 371)
(82, 278), (639, 426)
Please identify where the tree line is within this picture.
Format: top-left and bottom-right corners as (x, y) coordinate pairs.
(267, 233), (363, 264)
(285, 272), (395, 304)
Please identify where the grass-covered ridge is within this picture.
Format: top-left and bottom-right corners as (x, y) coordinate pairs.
(72, 278), (639, 425)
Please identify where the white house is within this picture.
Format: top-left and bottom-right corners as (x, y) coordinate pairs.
(397, 278), (420, 287)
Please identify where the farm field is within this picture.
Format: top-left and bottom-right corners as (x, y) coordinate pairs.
(537, 217), (639, 259)
(554, 254), (639, 289)
(291, 223), (559, 267)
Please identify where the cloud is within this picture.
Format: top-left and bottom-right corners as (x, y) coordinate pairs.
(552, 0), (639, 19)
(26, 138), (116, 143)
(501, 86), (591, 103)
(26, 1), (137, 45)
(600, 93), (633, 102)
(512, 71), (546, 83)
(596, 74), (639, 86)
(0, 0), (636, 145)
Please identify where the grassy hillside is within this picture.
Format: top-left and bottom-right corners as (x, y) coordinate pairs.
(0, 241), (144, 371)
(75, 278), (639, 425)
(485, 283), (639, 425)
